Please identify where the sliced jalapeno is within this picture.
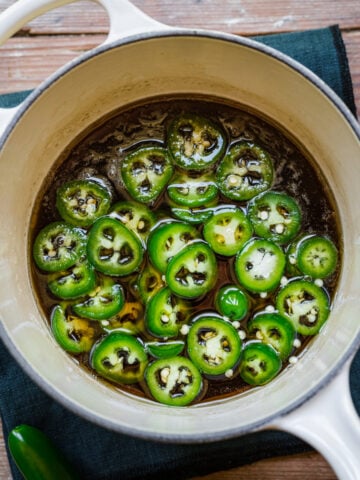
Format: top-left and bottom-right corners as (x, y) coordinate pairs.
(137, 262), (165, 302)
(56, 179), (111, 227)
(90, 331), (148, 385)
(166, 241), (217, 299)
(146, 340), (185, 359)
(247, 312), (295, 360)
(240, 341), (282, 386)
(109, 201), (156, 246)
(215, 284), (249, 321)
(167, 172), (218, 207)
(47, 260), (96, 299)
(235, 238), (286, 294)
(203, 206), (253, 256)
(73, 277), (124, 320)
(121, 146), (173, 204)
(51, 304), (98, 354)
(187, 315), (242, 378)
(276, 279), (330, 335)
(248, 191), (302, 244)
(145, 287), (190, 338)
(170, 206), (215, 224)
(33, 222), (86, 273)
(87, 216), (144, 276)
(168, 114), (226, 170)
(295, 235), (338, 279)
(148, 221), (200, 273)
(145, 356), (203, 406)
(216, 142), (273, 201)
(101, 301), (145, 335)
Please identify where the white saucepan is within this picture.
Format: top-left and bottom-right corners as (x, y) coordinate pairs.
(0, 1), (359, 479)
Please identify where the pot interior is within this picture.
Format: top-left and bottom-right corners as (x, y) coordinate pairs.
(0, 32), (359, 440)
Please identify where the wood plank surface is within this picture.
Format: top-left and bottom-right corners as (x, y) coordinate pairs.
(0, 0), (359, 479)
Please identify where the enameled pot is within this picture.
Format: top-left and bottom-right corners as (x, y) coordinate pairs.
(0, 1), (359, 478)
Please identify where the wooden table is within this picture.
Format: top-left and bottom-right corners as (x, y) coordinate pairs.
(0, 1), (359, 478)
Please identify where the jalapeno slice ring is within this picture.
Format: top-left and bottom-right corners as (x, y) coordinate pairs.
(203, 206), (253, 256)
(276, 279), (330, 335)
(47, 260), (96, 299)
(56, 179), (111, 227)
(296, 235), (338, 279)
(148, 221), (200, 273)
(170, 206), (215, 225)
(215, 284), (249, 321)
(146, 340), (185, 359)
(101, 301), (145, 336)
(51, 304), (99, 354)
(73, 277), (124, 320)
(168, 114), (226, 170)
(240, 341), (282, 386)
(121, 146), (174, 204)
(90, 332), (148, 385)
(33, 222), (87, 273)
(187, 316), (242, 378)
(248, 191), (302, 244)
(109, 201), (156, 246)
(247, 312), (296, 360)
(145, 356), (203, 406)
(167, 172), (218, 207)
(87, 217), (144, 276)
(235, 238), (286, 294)
(166, 241), (217, 298)
(137, 262), (165, 302)
(145, 287), (190, 338)
(216, 142), (274, 201)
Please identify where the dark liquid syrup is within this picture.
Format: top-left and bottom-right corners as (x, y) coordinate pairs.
(30, 96), (341, 403)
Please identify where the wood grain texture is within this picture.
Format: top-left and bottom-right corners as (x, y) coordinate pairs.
(0, 0), (359, 479)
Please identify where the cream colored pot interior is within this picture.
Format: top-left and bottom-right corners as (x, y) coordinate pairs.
(0, 34), (359, 440)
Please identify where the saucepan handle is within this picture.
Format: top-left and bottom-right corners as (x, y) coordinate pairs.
(270, 355), (360, 480)
(0, 0), (168, 136)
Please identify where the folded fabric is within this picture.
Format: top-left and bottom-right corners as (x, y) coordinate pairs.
(0, 25), (359, 480)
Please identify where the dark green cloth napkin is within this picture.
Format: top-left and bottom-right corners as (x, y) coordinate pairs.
(1, 25), (359, 480)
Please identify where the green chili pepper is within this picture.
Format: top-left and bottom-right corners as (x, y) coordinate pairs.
(295, 234), (338, 279)
(240, 341), (282, 386)
(56, 179), (111, 227)
(215, 284), (249, 321)
(167, 114), (226, 170)
(8, 424), (80, 480)
(47, 260), (96, 300)
(167, 172), (218, 207)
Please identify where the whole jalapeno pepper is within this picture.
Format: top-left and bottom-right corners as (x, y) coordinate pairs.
(187, 315), (242, 378)
(33, 222), (86, 273)
(216, 141), (274, 201)
(167, 114), (226, 170)
(8, 424), (80, 480)
(87, 216), (144, 276)
(235, 238), (286, 294)
(247, 190), (302, 244)
(51, 304), (99, 354)
(247, 312), (296, 360)
(145, 356), (203, 406)
(166, 241), (217, 299)
(276, 279), (330, 335)
(167, 172), (218, 207)
(120, 146), (173, 204)
(295, 234), (338, 279)
(215, 284), (249, 321)
(145, 287), (190, 338)
(56, 179), (111, 227)
(72, 276), (124, 320)
(240, 341), (282, 386)
(90, 331), (148, 385)
(147, 221), (200, 273)
(109, 200), (157, 246)
(47, 259), (96, 300)
(203, 205), (253, 256)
